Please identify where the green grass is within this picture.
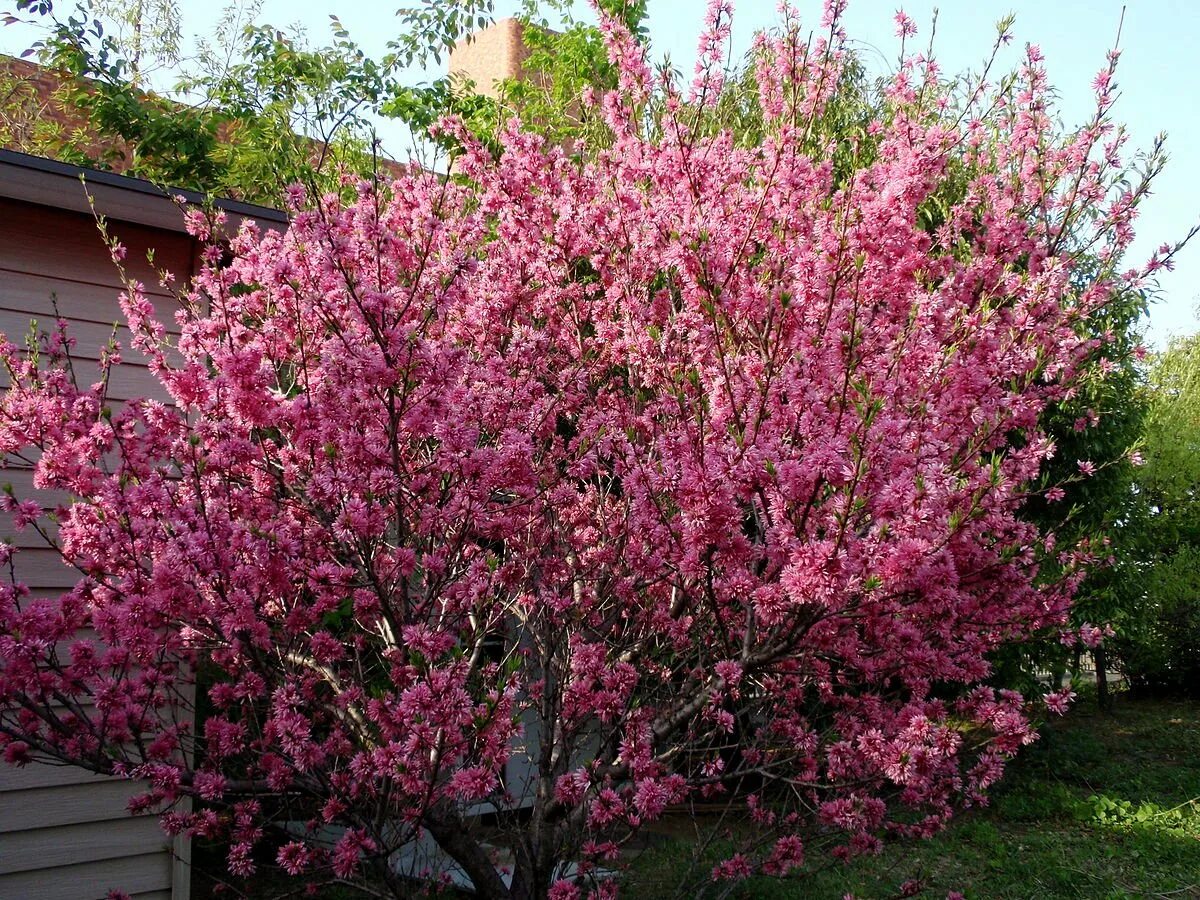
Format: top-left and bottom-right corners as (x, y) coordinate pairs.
(623, 696), (1200, 899)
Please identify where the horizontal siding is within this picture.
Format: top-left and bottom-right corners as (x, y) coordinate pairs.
(0, 309), (176, 367)
(0, 269), (183, 326)
(1, 193), (198, 900)
(3, 546), (84, 587)
(0, 779), (147, 832)
(0, 515), (58, 547)
(0, 357), (174, 404)
(0, 196), (193, 294)
(0, 586), (74, 601)
(0, 468), (74, 507)
(0, 851), (172, 900)
(0, 815), (168, 874)
(0, 762), (110, 792)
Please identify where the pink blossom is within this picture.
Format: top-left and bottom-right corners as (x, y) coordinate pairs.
(227, 842), (256, 878)
(6, 499), (41, 531)
(712, 854), (752, 881)
(555, 771), (591, 806)
(1043, 689), (1076, 715)
(894, 10), (918, 38)
(277, 841), (312, 876)
(1078, 622), (1111, 648)
(193, 771), (227, 801)
(331, 829), (376, 879)
(284, 183), (307, 208)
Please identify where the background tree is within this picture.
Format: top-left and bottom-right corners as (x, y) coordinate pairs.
(4, 0), (411, 203)
(90, 0), (182, 83)
(1115, 333), (1200, 696)
(998, 269), (1151, 707)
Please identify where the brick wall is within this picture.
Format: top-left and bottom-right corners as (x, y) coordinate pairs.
(448, 18), (530, 99)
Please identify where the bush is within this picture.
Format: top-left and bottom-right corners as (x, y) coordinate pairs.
(0, 3), (1169, 898)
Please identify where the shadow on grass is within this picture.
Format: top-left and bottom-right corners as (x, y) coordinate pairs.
(623, 696), (1200, 899)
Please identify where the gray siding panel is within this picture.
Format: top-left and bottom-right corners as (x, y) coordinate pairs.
(0, 197), (194, 292)
(0, 780), (146, 833)
(0, 764), (109, 793)
(0, 310), (169, 366)
(0, 851), (172, 900)
(0, 816), (167, 875)
(0, 269), (183, 328)
(0, 358), (174, 404)
(1, 546), (85, 587)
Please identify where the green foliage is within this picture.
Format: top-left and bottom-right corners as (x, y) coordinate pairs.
(1140, 333), (1200, 522)
(984, 138), (1171, 698)
(381, 76), (502, 156)
(997, 284), (1151, 694)
(189, 21), (392, 201)
(35, 13), (228, 187)
(0, 60), (51, 148)
(1115, 335), (1200, 696)
(390, 0), (495, 68)
(500, 16), (619, 149)
(89, 0), (181, 81)
(3, 0), (482, 204)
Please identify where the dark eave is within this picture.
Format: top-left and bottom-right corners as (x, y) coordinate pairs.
(0, 148), (288, 232)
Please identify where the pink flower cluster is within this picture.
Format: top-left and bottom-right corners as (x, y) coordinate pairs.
(0, 1), (1150, 894)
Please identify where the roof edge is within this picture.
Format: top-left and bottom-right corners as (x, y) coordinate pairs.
(0, 148), (289, 231)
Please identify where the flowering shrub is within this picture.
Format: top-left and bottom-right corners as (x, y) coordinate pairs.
(0, 3), (1163, 897)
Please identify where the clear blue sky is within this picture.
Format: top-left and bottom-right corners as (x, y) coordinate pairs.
(4, 1), (1197, 344)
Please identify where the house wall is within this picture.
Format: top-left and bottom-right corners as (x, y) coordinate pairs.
(0, 196), (192, 900)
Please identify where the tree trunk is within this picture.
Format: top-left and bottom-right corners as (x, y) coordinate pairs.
(1094, 645), (1111, 711)
(424, 805), (512, 899)
(508, 844), (547, 900)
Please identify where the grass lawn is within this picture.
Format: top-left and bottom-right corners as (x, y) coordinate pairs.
(624, 695), (1200, 899)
